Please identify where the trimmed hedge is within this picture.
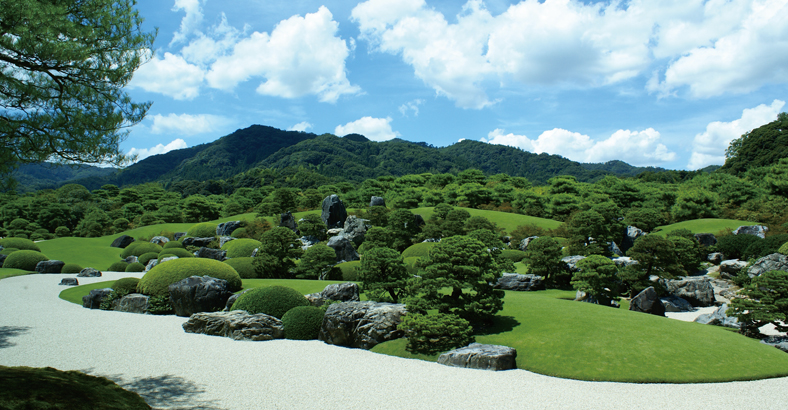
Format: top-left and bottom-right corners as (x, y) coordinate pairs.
(138, 252), (159, 266)
(336, 260), (360, 281)
(221, 238), (261, 258)
(108, 261), (129, 272)
(0, 247), (19, 255)
(61, 263), (84, 274)
(120, 242), (163, 259)
(125, 262), (145, 272)
(282, 306), (325, 340)
(0, 237), (40, 252)
(163, 240), (185, 249)
(138, 258), (242, 297)
(3, 250), (48, 271)
(223, 257), (256, 279)
(186, 222), (217, 238)
(401, 242), (437, 259)
(158, 248), (194, 260)
(500, 249), (527, 263)
(230, 285), (309, 319)
(113, 277), (141, 294)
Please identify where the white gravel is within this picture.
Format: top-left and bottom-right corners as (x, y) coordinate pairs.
(2, 273), (788, 410)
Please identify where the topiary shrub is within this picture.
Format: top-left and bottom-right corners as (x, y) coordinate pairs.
(281, 306), (325, 340)
(108, 261), (129, 272)
(163, 240), (185, 249)
(230, 227), (247, 238)
(125, 262), (145, 272)
(230, 285), (309, 319)
(336, 260), (360, 281)
(186, 222), (218, 238)
(715, 234), (763, 260)
(61, 263), (83, 274)
(138, 258), (242, 297)
(500, 249), (527, 263)
(120, 242), (163, 259)
(401, 242), (437, 259)
(2, 250), (49, 271)
(398, 312), (475, 355)
(113, 277), (140, 294)
(158, 248), (194, 260)
(223, 257), (256, 279)
(138, 252), (160, 266)
(221, 238), (262, 258)
(0, 237), (40, 252)
(0, 247), (19, 255)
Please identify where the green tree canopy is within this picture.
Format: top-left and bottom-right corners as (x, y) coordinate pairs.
(253, 226), (304, 279)
(730, 270), (788, 338)
(359, 246), (411, 303)
(572, 255), (620, 306)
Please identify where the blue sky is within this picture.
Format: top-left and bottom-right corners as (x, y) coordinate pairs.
(124, 0), (788, 170)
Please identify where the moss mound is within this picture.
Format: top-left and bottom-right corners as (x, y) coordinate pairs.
(401, 242), (436, 258)
(336, 260), (360, 281)
(0, 237), (40, 252)
(780, 241), (788, 255)
(163, 240), (185, 249)
(108, 261), (129, 272)
(0, 247), (20, 255)
(231, 285), (309, 318)
(125, 262), (145, 273)
(500, 249), (527, 263)
(138, 258), (241, 297)
(158, 248), (193, 260)
(221, 238), (261, 258)
(113, 277), (141, 294)
(138, 252), (159, 266)
(186, 222), (217, 238)
(61, 263), (83, 274)
(223, 257), (256, 279)
(282, 306), (325, 340)
(120, 242), (163, 259)
(3, 250), (48, 271)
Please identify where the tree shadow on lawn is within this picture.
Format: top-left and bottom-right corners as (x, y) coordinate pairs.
(473, 315), (520, 336)
(0, 326), (31, 349)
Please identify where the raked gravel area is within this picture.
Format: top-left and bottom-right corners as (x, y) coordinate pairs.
(2, 272), (788, 410)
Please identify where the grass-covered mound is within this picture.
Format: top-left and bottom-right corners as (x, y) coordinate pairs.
(186, 222), (217, 238)
(157, 248), (193, 260)
(653, 218), (760, 236)
(125, 262), (145, 272)
(500, 249), (527, 263)
(0, 247), (19, 255)
(282, 306), (325, 340)
(336, 260), (360, 281)
(137, 252), (159, 266)
(120, 242), (163, 259)
(108, 261), (129, 272)
(0, 365), (150, 410)
(401, 242), (436, 258)
(223, 257), (256, 279)
(138, 258), (241, 297)
(61, 263), (83, 274)
(412, 206), (563, 233)
(113, 277), (141, 294)
(2, 250), (48, 271)
(163, 240), (184, 249)
(0, 268), (29, 280)
(221, 238), (261, 258)
(59, 280), (116, 304)
(372, 289), (788, 383)
(0, 237), (41, 252)
(230, 285), (309, 318)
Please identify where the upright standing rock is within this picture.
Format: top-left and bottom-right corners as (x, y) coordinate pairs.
(321, 195), (347, 229)
(369, 196), (386, 207)
(216, 221), (242, 237)
(343, 215), (367, 246)
(629, 287), (665, 316)
(169, 276), (233, 317)
(279, 212), (298, 233)
(620, 226), (646, 254)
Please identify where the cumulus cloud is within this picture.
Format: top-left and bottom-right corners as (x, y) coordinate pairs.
(399, 99), (424, 116)
(687, 99), (786, 170)
(288, 121), (313, 132)
(170, 0), (204, 46)
(127, 139), (188, 162)
(335, 117), (400, 141)
(149, 113), (232, 135)
(131, 52), (204, 100)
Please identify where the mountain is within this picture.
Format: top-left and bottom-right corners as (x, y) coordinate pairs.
(720, 113), (788, 175)
(9, 163), (118, 193)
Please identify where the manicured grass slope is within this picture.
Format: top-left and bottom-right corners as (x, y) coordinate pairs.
(412, 207), (563, 233)
(372, 290), (788, 383)
(0, 268), (29, 280)
(653, 218), (760, 236)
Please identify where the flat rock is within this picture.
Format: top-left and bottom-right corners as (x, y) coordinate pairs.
(319, 301), (407, 350)
(494, 273), (544, 291)
(182, 237), (215, 248)
(169, 276), (233, 317)
(59, 278), (78, 286)
(660, 276), (715, 307)
(733, 225), (768, 238)
(110, 235), (135, 248)
(438, 343), (517, 371)
(182, 310), (284, 341)
(77, 268), (101, 277)
(195, 247), (226, 261)
(35, 260), (64, 274)
(661, 296), (694, 312)
(747, 253), (788, 278)
(115, 293), (150, 314)
(694, 304), (740, 329)
(82, 288), (113, 309)
(629, 287), (665, 316)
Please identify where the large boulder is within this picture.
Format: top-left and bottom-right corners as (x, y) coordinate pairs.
(115, 293), (150, 314)
(77, 268), (101, 277)
(327, 236), (359, 262)
(719, 259), (748, 279)
(279, 212), (298, 233)
(216, 221), (242, 237)
(694, 233), (717, 248)
(218, 236), (235, 248)
(733, 225), (769, 238)
(82, 288), (113, 309)
(321, 194), (347, 229)
(319, 301), (407, 349)
(369, 196), (386, 207)
(661, 296), (694, 312)
(660, 276), (715, 307)
(181, 237), (214, 248)
(761, 336), (788, 353)
(438, 343), (517, 371)
(35, 260), (64, 274)
(629, 287), (665, 316)
(494, 274), (544, 291)
(59, 278), (78, 286)
(342, 216), (367, 247)
(195, 247), (227, 261)
(149, 236), (169, 246)
(518, 236), (539, 251)
(620, 226), (646, 254)
(169, 276), (233, 317)
(182, 310), (284, 341)
(694, 304), (740, 329)
(747, 253), (788, 278)
(110, 235), (135, 248)
(562, 255), (586, 272)
(305, 282), (360, 307)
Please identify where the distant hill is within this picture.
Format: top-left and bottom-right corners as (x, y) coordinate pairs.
(720, 112), (788, 175)
(10, 163), (117, 193)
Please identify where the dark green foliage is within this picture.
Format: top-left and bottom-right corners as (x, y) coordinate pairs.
(572, 255), (620, 305)
(186, 222), (217, 238)
(666, 230), (703, 274)
(714, 234), (763, 260)
(730, 270), (788, 337)
(400, 242), (437, 259)
(779, 241), (788, 255)
(223, 257), (256, 279)
(157, 247), (194, 260)
(112, 277), (140, 294)
(253, 227), (303, 279)
(360, 247), (411, 303)
(0, 247), (19, 255)
(626, 235), (682, 279)
(137, 252), (158, 266)
(624, 208), (665, 233)
(566, 210), (610, 256)
(125, 262), (145, 272)
(2, 250), (48, 271)
(138, 258), (241, 297)
(297, 213), (327, 240)
(722, 113), (788, 175)
(671, 189), (718, 222)
(120, 242), (163, 259)
(281, 306), (325, 340)
(295, 244), (337, 280)
(522, 237), (567, 287)
(387, 209), (421, 252)
(221, 238), (262, 258)
(163, 240), (185, 249)
(230, 285), (309, 319)
(146, 295), (173, 315)
(0, 365), (151, 410)
(61, 263), (83, 274)
(0, 237), (40, 252)
(398, 313), (474, 355)
(508, 224), (547, 248)
(360, 226), (392, 250)
(499, 249), (527, 263)
(743, 234), (788, 260)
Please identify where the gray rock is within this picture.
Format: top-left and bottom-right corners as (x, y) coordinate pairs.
(307, 282), (361, 306)
(182, 310), (284, 341)
(115, 293), (150, 314)
(319, 301), (407, 349)
(327, 236), (359, 262)
(327, 228), (344, 236)
(149, 236), (169, 246)
(59, 278), (78, 286)
(124, 255), (139, 264)
(494, 274), (544, 291)
(694, 233), (717, 248)
(747, 253), (788, 278)
(629, 287), (665, 316)
(299, 236), (320, 251)
(0, 253), (6, 267)
(694, 304), (740, 329)
(321, 195), (347, 229)
(370, 196), (386, 207)
(35, 260), (64, 274)
(608, 241), (623, 257)
(110, 235), (135, 248)
(169, 276), (233, 317)
(413, 214), (426, 227)
(574, 291), (620, 308)
(279, 212), (298, 233)
(719, 259), (748, 279)
(707, 252), (724, 265)
(661, 296), (694, 312)
(761, 336), (788, 353)
(218, 236), (235, 248)
(438, 343), (517, 371)
(144, 259), (158, 272)
(611, 256), (638, 268)
(181, 237), (215, 247)
(733, 225), (769, 238)
(216, 221), (242, 237)
(77, 268), (101, 277)
(342, 216), (367, 247)
(562, 255), (586, 272)
(195, 247), (227, 261)
(660, 276), (715, 307)
(82, 288), (113, 309)
(519, 236), (539, 251)
(224, 289), (252, 311)
(173, 232), (187, 241)
(620, 226), (646, 254)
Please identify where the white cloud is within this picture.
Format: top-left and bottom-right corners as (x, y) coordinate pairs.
(127, 139), (188, 163)
(288, 121), (313, 132)
(180, 13), (240, 65)
(335, 117), (400, 141)
(149, 113), (232, 135)
(170, 0), (204, 46)
(131, 52), (204, 100)
(687, 99), (785, 169)
(399, 99), (424, 116)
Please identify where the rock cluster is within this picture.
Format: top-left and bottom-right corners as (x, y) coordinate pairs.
(306, 282), (360, 306)
(82, 288), (113, 309)
(660, 276), (715, 307)
(747, 253), (788, 278)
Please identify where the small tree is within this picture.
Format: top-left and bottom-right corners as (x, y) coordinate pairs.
(296, 244), (337, 280)
(730, 270), (788, 338)
(626, 235), (681, 279)
(298, 213), (327, 240)
(387, 209), (421, 252)
(253, 227), (304, 279)
(572, 255), (620, 306)
(359, 247), (411, 303)
(522, 236), (567, 288)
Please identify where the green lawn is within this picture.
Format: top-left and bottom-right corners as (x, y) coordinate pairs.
(412, 207), (563, 234)
(0, 268), (29, 280)
(653, 218), (761, 236)
(59, 280), (119, 305)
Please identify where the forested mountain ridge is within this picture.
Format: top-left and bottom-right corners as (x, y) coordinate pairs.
(720, 113), (788, 175)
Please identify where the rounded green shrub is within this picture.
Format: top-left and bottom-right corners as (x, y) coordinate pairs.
(138, 252), (160, 266)
(337, 260), (360, 281)
(779, 241), (788, 255)
(108, 261), (129, 272)
(0, 237), (40, 252)
(401, 242), (437, 258)
(399, 312), (475, 355)
(500, 249), (527, 263)
(138, 258), (242, 297)
(158, 248), (194, 260)
(230, 285), (309, 318)
(0, 247), (19, 255)
(120, 242), (163, 259)
(282, 306), (325, 340)
(61, 263), (83, 274)
(113, 277), (140, 294)
(230, 227), (247, 238)
(125, 262), (145, 272)
(2, 250), (49, 271)
(223, 257), (256, 279)
(186, 222), (218, 238)
(163, 240), (185, 249)
(221, 238), (261, 258)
